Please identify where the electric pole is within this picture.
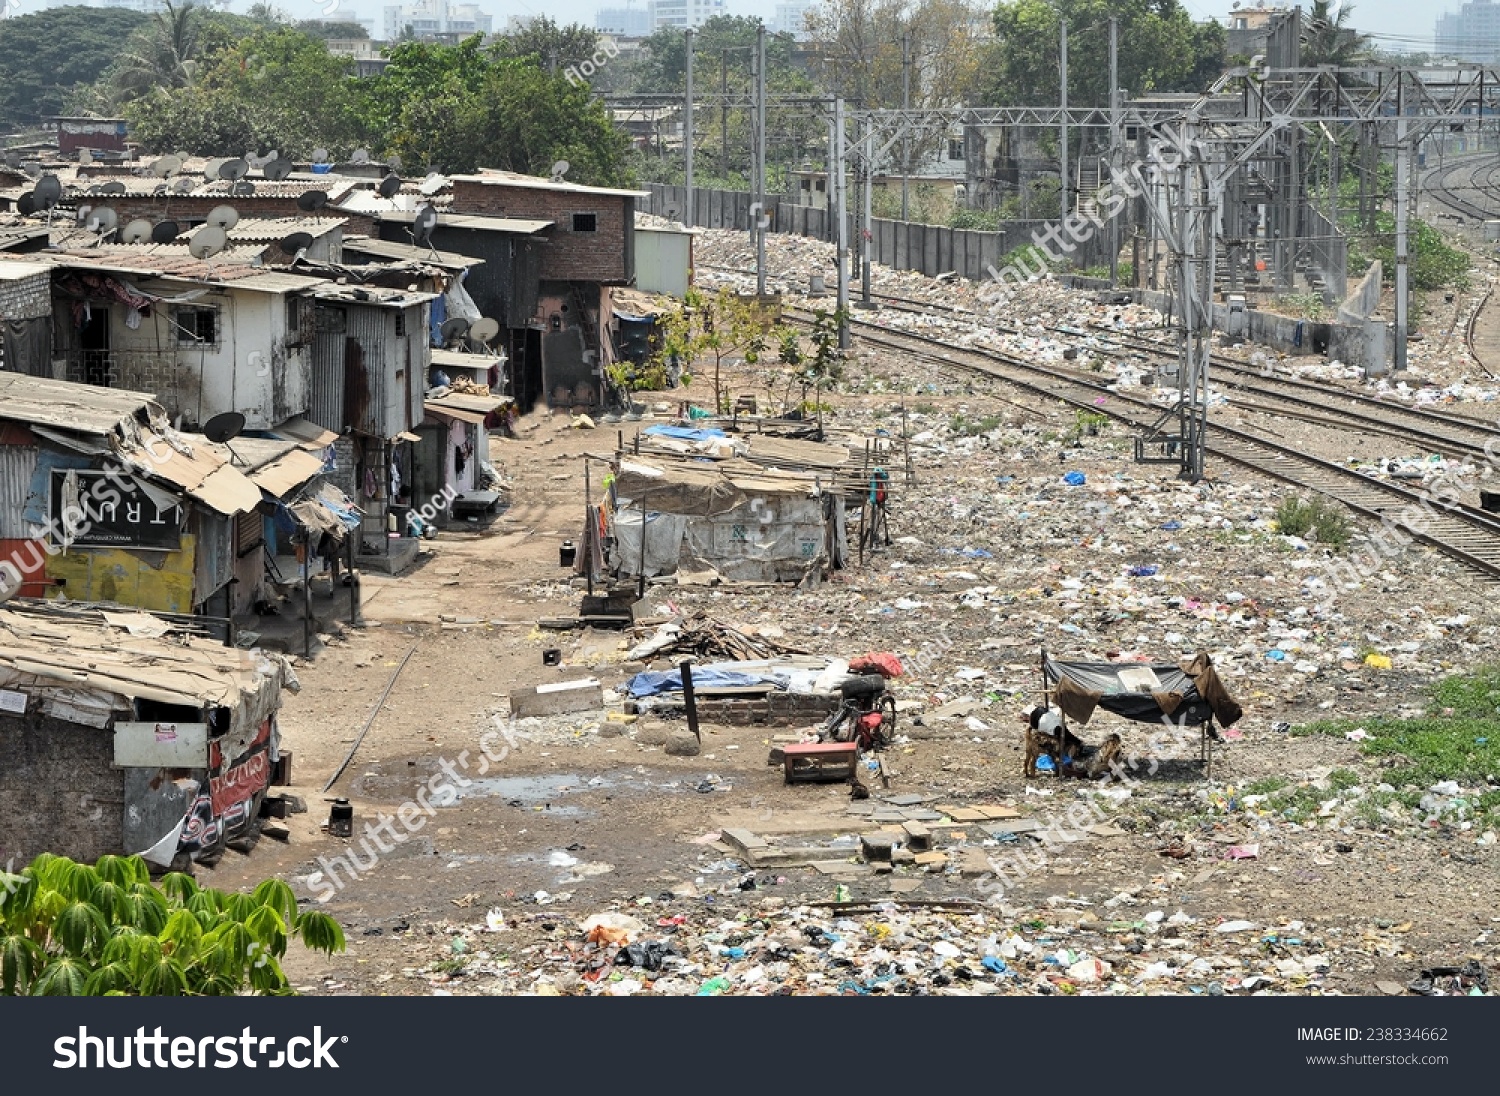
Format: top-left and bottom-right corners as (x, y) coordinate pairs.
(862, 111), (873, 305)
(901, 31), (911, 223)
(1395, 111), (1409, 372)
(1060, 17), (1069, 225)
(684, 28), (694, 228)
(1109, 15), (1120, 285)
(755, 22), (767, 296)
(835, 96), (849, 348)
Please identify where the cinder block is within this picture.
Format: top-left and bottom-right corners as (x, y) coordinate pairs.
(509, 678), (603, 717)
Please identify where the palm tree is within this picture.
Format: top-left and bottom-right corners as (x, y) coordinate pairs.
(112, 0), (207, 99)
(1301, 0), (1371, 67)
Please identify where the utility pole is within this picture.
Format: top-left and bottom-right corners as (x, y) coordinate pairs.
(1059, 18), (1069, 225)
(862, 111), (873, 305)
(1108, 15), (1120, 285)
(1395, 111), (1409, 372)
(901, 31), (911, 223)
(835, 96), (849, 348)
(684, 28), (694, 229)
(755, 22), (767, 296)
(721, 52), (729, 173)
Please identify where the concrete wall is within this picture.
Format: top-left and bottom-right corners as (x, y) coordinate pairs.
(0, 710), (123, 865)
(646, 183), (1105, 283)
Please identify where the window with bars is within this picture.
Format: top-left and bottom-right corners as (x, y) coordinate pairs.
(172, 306), (218, 348)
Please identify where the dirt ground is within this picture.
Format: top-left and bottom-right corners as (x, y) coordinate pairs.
(200, 347), (1500, 996)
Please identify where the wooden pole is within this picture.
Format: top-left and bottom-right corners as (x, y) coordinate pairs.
(584, 460), (594, 597)
(302, 526), (313, 658)
(680, 659), (700, 743)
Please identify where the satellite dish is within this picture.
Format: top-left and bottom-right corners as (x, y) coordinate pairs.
(386, 153), (402, 171)
(189, 225), (227, 260)
(173, 176), (195, 193)
(549, 159), (570, 182)
(311, 147), (330, 164)
(19, 160), (41, 178)
(202, 411), (245, 444)
(263, 158), (293, 181)
(351, 147), (369, 163)
(78, 148), (93, 166)
(231, 180), (255, 196)
(279, 231), (314, 254)
(378, 173), (401, 198)
(1, 152), (18, 169)
(412, 203), (438, 247)
(101, 181), (126, 195)
(151, 220), (181, 244)
(207, 204), (239, 230)
(34, 174), (62, 209)
(439, 316), (469, 343)
(296, 189), (328, 211)
(152, 155), (183, 178)
(16, 192), (37, 216)
(122, 219), (153, 244)
(219, 157), (249, 181)
(204, 157), (228, 181)
(84, 207), (118, 234)
(469, 316), (500, 345)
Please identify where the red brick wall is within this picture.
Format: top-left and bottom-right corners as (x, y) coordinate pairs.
(449, 180), (633, 285)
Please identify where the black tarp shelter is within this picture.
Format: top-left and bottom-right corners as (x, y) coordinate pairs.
(1040, 650), (1243, 778)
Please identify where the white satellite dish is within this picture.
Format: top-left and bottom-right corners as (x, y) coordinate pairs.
(121, 218), (153, 244)
(207, 204), (240, 230)
(152, 155), (183, 178)
(189, 225), (227, 260)
(549, 159), (570, 182)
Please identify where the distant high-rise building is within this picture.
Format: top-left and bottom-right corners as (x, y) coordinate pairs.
(650, 0), (725, 31)
(384, 0), (493, 42)
(774, 0), (815, 39)
(596, 4), (651, 36)
(1435, 1), (1500, 61)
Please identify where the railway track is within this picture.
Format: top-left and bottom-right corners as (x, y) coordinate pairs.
(1423, 152), (1500, 223)
(783, 306), (1500, 583)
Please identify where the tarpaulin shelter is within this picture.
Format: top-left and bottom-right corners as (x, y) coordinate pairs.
(1040, 650), (1243, 778)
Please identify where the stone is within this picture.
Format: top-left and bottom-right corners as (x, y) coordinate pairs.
(635, 724), (670, 747)
(664, 731), (701, 756)
(509, 678), (603, 718)
(860, 832), (896, 861)
(901, 822), (933, 851)
(768, 745), (786, 766)
(891, 847), (916, 865)
(914, 851), (948, 868)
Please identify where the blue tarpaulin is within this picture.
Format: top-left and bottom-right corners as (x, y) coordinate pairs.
(642, 424), (726, 442)
(627, 667), (774, 698)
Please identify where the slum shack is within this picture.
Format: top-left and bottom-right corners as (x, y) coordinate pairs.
(605, 457), (847, 584)
(0, 604), (296, 871)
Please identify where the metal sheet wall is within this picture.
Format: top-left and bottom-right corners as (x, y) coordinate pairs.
(346, 306), (389, 437)
(308, 305), (347, 433)
(0, 444), (37, 539)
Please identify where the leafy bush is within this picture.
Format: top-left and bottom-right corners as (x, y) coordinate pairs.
(1274, 495), (1352, 549)
(0, 854), (345, 996)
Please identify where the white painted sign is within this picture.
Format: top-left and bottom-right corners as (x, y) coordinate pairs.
(0, 689), (27, 715)
(113, 722), (209, 768)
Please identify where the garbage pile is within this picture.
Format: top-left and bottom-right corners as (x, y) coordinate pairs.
(396, 897), (1493, 997)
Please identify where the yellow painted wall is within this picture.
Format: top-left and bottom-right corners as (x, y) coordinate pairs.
(43, 535), (198, 613)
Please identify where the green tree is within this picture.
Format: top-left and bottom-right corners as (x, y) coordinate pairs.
(1300, 0), (1371, 66)
(0, 6), (150, 127)
(0, 854), (344, 996)
(495, 16), (601, 75)
(295, 20), (372, 40)
(983, 0), (1224, 107)
(123, 27), (365, 156)
(111, 0), (213, 100)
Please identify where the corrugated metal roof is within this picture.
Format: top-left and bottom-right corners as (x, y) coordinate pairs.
(0, 259), (52, 281)
(342, 235), (484, 269)
(431, 349), (504, 371)
(450, 171), (649, 199)
(246, 449), (324, 497)
(311, 284), (435, 308)
(0, 372), (154, 435)
(424, 392), (507, 423)
(126, 429), (262, 516)
(0, 603), (288, 711)
(370, 210), (552, 234)
(268, 416), (339, 450)
(181, 217), (345, 244)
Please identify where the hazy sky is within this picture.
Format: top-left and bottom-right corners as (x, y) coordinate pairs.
(243, 0), (1451, 54)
